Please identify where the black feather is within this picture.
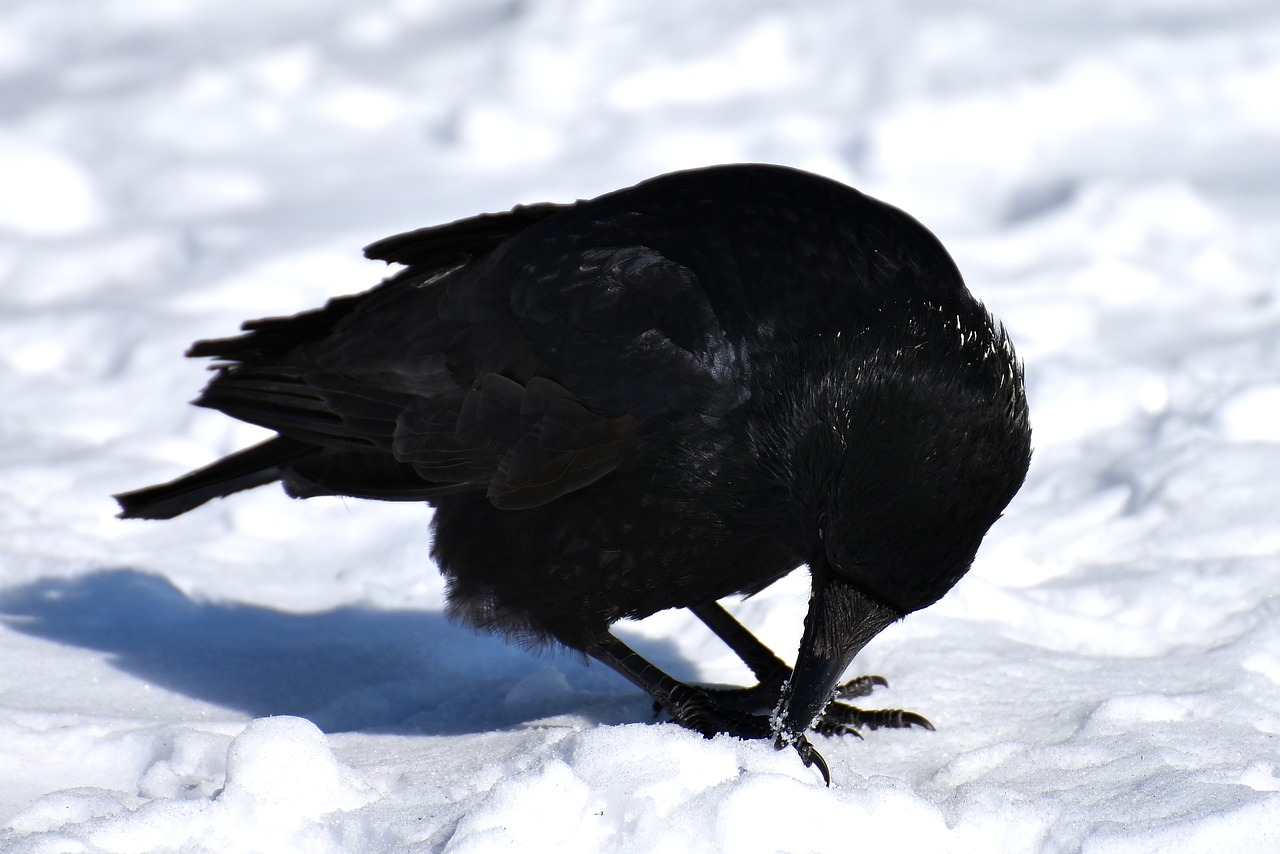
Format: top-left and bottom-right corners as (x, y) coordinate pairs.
(115, 437), (311, 519)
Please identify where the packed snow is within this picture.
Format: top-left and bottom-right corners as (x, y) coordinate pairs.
(3, 1), (1279, 851)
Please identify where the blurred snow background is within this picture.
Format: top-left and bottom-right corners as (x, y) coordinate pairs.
(2, 0), (1279, 851)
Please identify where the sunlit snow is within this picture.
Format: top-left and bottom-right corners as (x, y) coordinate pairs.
(2, 1), (1279, 851)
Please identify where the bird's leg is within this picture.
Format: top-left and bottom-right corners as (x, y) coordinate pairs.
(691, 601), (887, 696)
(587, 632), (770, 738)
(686, 601), (790, 712)
(689, 601), (926, 732)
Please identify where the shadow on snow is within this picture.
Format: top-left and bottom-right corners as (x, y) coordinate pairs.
(0, 568), (686, 736)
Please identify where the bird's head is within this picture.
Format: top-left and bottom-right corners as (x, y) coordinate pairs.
(761, 297), (1032, 759)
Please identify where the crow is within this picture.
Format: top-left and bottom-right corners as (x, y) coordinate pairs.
(116, 164), (1032, 784)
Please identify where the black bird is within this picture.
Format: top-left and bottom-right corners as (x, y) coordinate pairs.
(116, 164), (1031, 783)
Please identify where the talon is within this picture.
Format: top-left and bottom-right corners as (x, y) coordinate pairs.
(792, 735), (831, 786)
(908, 712), (935, 732)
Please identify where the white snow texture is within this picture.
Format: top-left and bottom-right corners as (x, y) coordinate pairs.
(2, 1), (1279, 852)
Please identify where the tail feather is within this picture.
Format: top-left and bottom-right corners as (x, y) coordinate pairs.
(119, 203), (570, 521)
(114, 436), (311, 520)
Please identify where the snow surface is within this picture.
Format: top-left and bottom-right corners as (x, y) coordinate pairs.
(2, 1), (1279, 851)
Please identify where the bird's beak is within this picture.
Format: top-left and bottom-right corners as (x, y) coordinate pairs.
(773, 556), (899, 751)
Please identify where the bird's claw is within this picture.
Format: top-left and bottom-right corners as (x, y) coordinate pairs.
(663, 686), (772, 741)
(790, 734), (831, 786)
(814, 702), (934, 737)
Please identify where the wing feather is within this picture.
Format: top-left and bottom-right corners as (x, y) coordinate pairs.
(184, 212), (736, 508)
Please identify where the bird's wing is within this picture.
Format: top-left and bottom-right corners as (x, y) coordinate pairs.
(188, 211), (735, 510)
(391, 242), (737, 509)
(507, 244), (736, 421)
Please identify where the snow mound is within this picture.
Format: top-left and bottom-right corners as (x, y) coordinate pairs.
(6, 717), (375, 854)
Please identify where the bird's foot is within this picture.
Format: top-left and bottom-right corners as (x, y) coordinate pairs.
(661, 677), (926, 786)
(685, 673), (930, 739)
(660, 684), (833, 781)
(813, 673), (933, 736)
(703, 673), (890, 714)
(663, 684), (772, 740)
(591, 632), (925, 787)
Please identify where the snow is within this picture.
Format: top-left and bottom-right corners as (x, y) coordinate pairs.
(2, 0), (1279, 850)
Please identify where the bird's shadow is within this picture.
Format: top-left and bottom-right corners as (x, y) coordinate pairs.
(0, 568), (691, 736)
